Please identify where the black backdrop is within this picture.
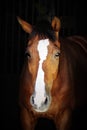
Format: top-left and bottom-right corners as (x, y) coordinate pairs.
(1, 0), (87, 130)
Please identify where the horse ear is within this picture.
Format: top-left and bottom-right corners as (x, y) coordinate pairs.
(51, 16), (61, 39)
(17, 16), (32, 33)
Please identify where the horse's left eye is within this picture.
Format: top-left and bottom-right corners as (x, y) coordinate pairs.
(55, 52), (60, 57)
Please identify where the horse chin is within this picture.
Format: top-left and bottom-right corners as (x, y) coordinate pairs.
(33, 106), (49, 113)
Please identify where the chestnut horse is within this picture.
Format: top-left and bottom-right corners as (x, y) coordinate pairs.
(17, 17), (87, 130)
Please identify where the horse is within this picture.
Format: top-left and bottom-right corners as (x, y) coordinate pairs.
(17, 16), (87, 130)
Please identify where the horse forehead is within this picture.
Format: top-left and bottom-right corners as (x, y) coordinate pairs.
(28, 38), (56, 57)
(37, 39), (49, 60)
(37, 39), (57, 58)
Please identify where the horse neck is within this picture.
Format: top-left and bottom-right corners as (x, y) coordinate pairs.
(58, 47), (75, 91)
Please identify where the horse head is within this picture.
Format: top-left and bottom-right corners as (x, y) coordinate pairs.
(17, 16), (61, 112)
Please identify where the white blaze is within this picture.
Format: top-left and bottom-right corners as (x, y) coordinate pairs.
(34, 39), (49, 108)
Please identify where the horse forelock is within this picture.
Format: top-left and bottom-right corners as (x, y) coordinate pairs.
(28, 20), (56, 42)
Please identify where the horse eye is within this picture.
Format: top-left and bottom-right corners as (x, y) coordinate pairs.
(55, 52), (60, 57)
(25, 52), (31, 58)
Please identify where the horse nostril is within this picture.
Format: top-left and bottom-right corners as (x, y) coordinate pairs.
(44, 96), (49, 105)
(30, 95), (34, 105)
(32, 96), (34, 104)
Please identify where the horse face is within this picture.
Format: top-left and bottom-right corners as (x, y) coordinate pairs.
(17, 16), (61, 112)
(27, 37), (60, 112)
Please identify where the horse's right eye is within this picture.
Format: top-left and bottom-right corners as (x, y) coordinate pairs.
(25, 52), (31, 59)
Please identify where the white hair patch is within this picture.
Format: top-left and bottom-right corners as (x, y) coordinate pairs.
(34, 39), (49, 108)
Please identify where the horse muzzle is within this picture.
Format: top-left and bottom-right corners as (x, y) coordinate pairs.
(30, 93), (51, 112)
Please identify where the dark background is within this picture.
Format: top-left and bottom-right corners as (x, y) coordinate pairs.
(1, 0), (87, 130)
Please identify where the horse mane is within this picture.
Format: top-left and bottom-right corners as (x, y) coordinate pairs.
(59, 36), (87, 80)
(60, 36), (87, 69)
(29, 20), (56, 41)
